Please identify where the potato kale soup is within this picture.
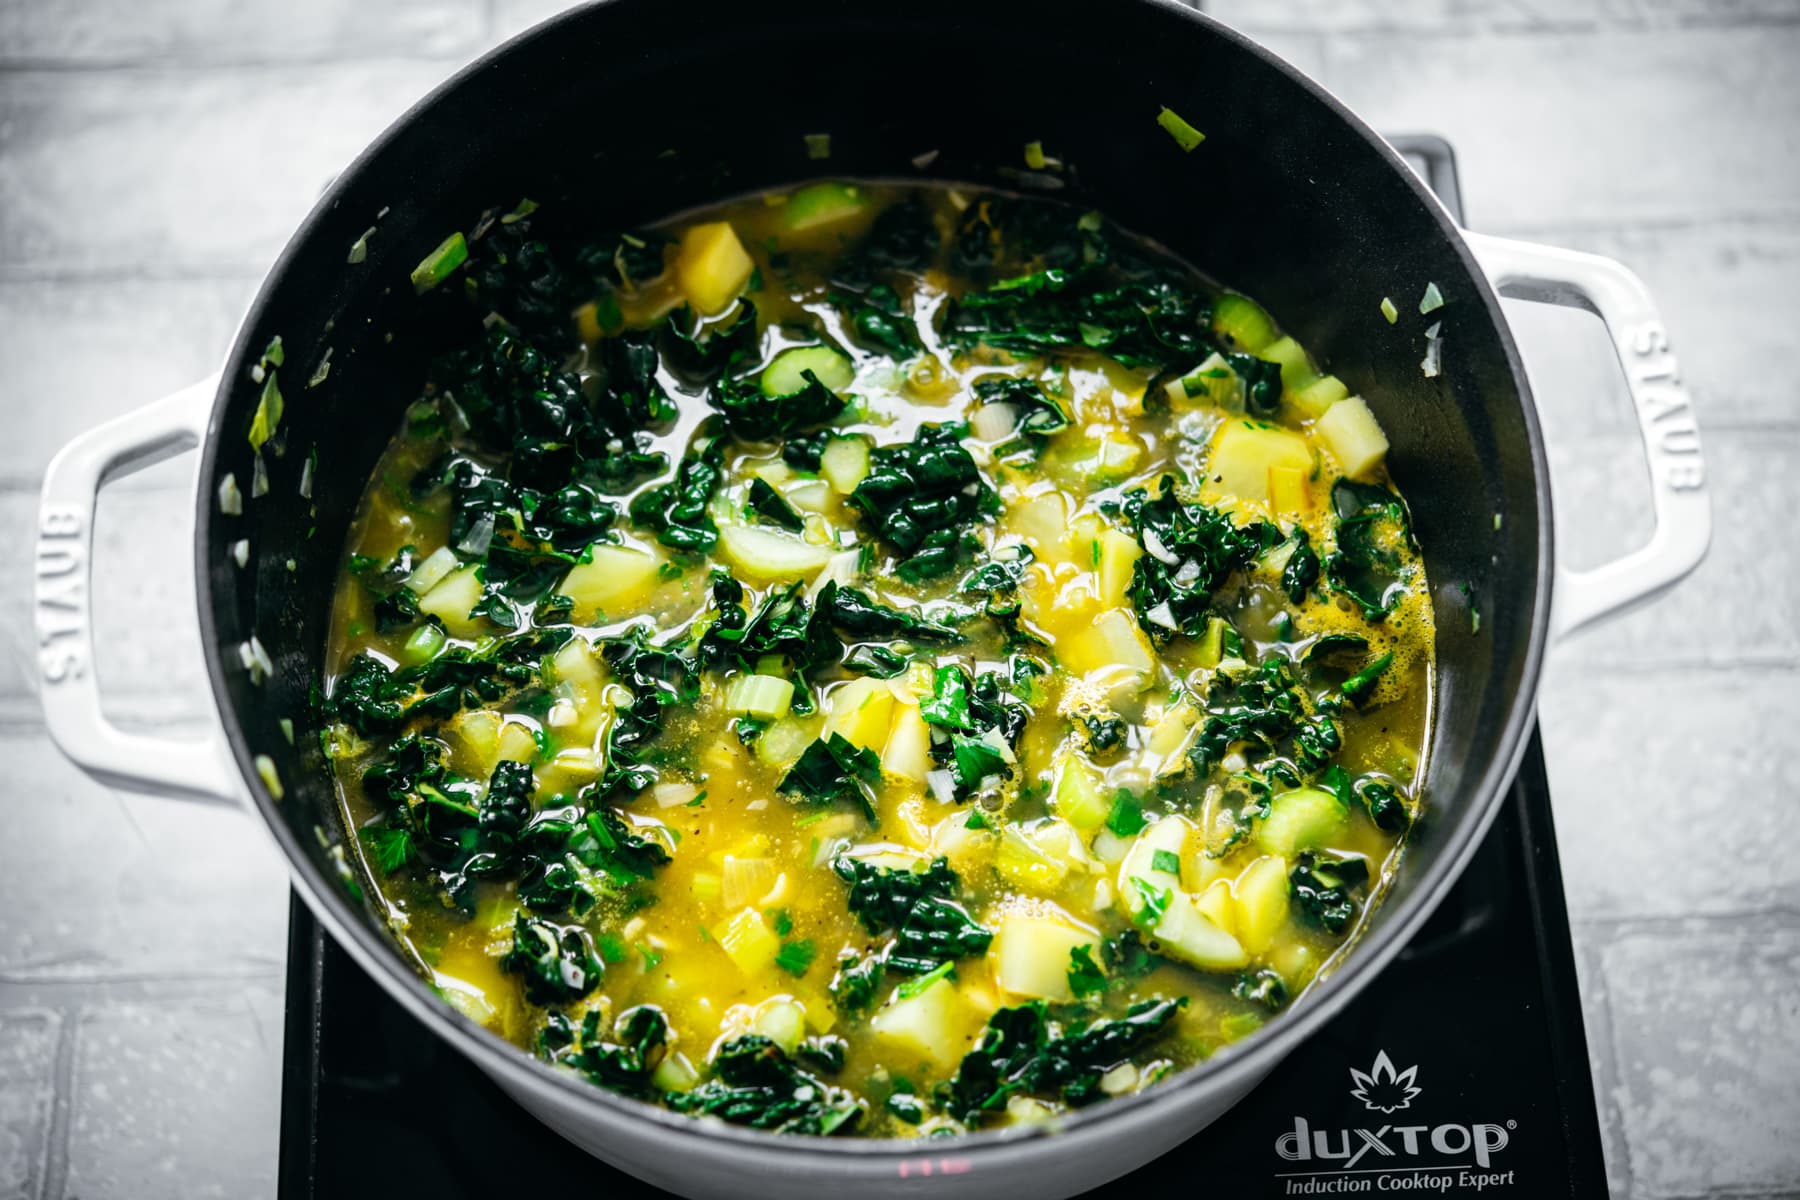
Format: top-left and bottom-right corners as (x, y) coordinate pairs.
(321, 182), (1433, 1137)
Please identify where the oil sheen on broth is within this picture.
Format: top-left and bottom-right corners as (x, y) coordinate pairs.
(321, 182), (1433, 1138)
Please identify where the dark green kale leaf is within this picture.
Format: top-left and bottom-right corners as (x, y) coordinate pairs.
(1340, 651), (1393, 706)
(971, 376), (1071, 439)
(829, 951), (886, 1013)
(940, 998), (1184, 1125)
(850, 423), (997, 582)
(1279, 529), (1322, 604)
(1290, 851), (1371, 935)
(1320, 765), (1410, 834)
(943, 205), (1213, 371)
(596, 625), (699, 798)
(842, 644), (908, 678)
(540, 1005), (671, 1098)
(709, 371), (846, 441)
(629, 436), (724, 553)
(1067, 945), (1107, 998)
(456, 221), (578, 348)
(661, 301), (759, 384)
(571, 229), (673, 296)
(1190, 657), (1341, 777)
(1325, 480), (1413, 620)
(326, 629), (573, 737)
(746, 477), (804, 531)
(696, 573), (840, 684)
(817, 581), (967, 644)
(831, 856), (992, 974)
(1233, 968), (1289, 1011)
(665, 1035), (863, 1135)
(372, 587), (422, 634)
(1225, 352), (1283, 418)
(503, 912), (606, 1005)
(1119, 478), (1281, 643)
(780, 734), (882, 824)
(781, 430), (830, 472)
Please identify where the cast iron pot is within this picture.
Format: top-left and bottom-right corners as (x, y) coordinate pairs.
(34, 1), (1710, 1196)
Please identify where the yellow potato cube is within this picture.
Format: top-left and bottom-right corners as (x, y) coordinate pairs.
(675, 221), (754, 315)
(1204, 423), (1311, 507)
(992, 914), (1099, 1002)
(1233, 854), (1292, 956)
(881, 701), (932, 783)
(713, 908), (780, 976)
(559, 544), (661, 623)
(1268, 464), (1311, 514)
(870, 976), (977, 1070)
(823, 677), (896, 752)
(417, 564), (487, 638)
(1315, 395), (1391, 479)
(1096, 527), (1141, 608)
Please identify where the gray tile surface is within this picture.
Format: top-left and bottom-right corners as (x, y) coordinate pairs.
(0, 1), (1795, 1197)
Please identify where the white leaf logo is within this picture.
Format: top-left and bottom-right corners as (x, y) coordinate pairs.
(1348, 1050), (1422, 1113)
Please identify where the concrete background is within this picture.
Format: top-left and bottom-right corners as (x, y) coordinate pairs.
(1, 0), (1796, 1195)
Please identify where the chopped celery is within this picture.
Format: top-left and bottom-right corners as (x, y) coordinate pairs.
(410, 232), (468, 294)
(1211, 293), (1278, 353)
(1156, 106), (1206, 152)
(762, 345), (854, 396)
(723, 673), (797, 720)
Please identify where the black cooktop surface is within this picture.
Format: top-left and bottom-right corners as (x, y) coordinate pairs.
(278, 139), (1608, 1199)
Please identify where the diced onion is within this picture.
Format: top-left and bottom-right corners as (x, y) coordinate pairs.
(250, 453), (269, 498)
(723, 855), (779, 909)
(926, 769), (956, 805)
(1142, 528), (1180, 566)
(456, 513), (495, 557)
(217, 473), (242, 516)
(231, 539), (249, 568)
(1420, 281), (1445, 314)
(1145, 601), (1178, 630)
(253, 754), (284, 801)
(297, 454), (314, 499)
(970, 402), (1018, 442)
(652, 782), (699, 809)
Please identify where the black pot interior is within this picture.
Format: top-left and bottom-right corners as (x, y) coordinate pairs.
(198, 0), (1545, 1115)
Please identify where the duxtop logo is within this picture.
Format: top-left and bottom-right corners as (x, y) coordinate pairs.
(1349, 1051), (1422, 1114)
(1272, 1049), (1518, 1194)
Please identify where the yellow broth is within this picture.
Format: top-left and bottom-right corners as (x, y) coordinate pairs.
(322, 183), (1433, 1137)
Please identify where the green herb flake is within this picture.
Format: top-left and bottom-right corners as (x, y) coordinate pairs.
(1067, 945), (1106, 997)
(1151, 849), (1181, 875)
(804, 133), (832, 160)
(775, 938), (817, 977)
(1024, 140), (1047, 170)
(1380, 296), (1399, 324)
(1156, 105), (1206, 152)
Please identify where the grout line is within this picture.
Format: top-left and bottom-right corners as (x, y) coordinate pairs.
(38, 1008), (75, 1200)
(1572, 909), (1800, 936)
(1569, 933), (1636, 1199)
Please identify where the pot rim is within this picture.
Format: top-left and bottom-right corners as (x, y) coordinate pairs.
(193, 0), (1556, 1162)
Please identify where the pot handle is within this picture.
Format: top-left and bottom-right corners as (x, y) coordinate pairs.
(1462, 232), (1711, 639)
(35, 375), (240, 805)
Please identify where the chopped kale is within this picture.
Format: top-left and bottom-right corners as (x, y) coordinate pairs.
(818, 581), (966, 644)
(661, 301), (759, 384)
(779, 733), (882, 823)
(746, 477), (805, 531)
(1189, 657), (1341, 777)
(1326, 480), (1413, 620)
(596, 625), (700, 798)
(540, 1005), (671, 1098)
(710, 371), (846, 441)
(1119, 478), (1281, 642)
(1067, 945), (1107, 998)
(940, 998), (1184, 1125)
(829, 951), (886, 1013)
(1279, 529), (1322, 604)
(1341, 651), (1394, 705)
(971, 375), (1071, 439)
(1290, 851), (1371, 935)
(1232, 969), (1289, 1011)
(697, 573), (839, 682)
(503, 912), (606, 1005)
(665, 1035), (863, 1135)
(831, 856), (992, 974)
(1225, 352), (1283, 418)
(629, 436), (725, 553)
(849, 423), (997, 582)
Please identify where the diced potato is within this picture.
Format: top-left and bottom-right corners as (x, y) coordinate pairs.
(1234, 854), (1292, 956)
(1152, 892), (1250, 971)
(1005, 492), (1072, 565)
(1095, 528), (1141, 608)
(405, 545), (459, 595)
(881, 701), (932, 783)
(996, 825), (1070, 894)
(820, 436), (871, 494)
(675, 221), (754, 316)
(992, 914), (1099, 1002)
(1268, 465), (1310, 515)
(1195, 878), (1237, 933)
(551, 637), (603, 692)
(1144, 700), (1199, 776)
(869, 977), (976, 1070)
(714, 908), (780, 976)
(559, 545), (661, 623)
(1315, 396), (1390, 479)
(1205, 423), (1312, 508)
(417, 564), (487, 638)
(1119, 817), (1189, 921)
(497, 720), (539, 763)
(537, 747), (600, 796)
(823, 677), (896, 752)
(1063, 608), (1155, 686)
(718, 524), (834, 582)
(445, 709), (502, 778)
(751, 998), (808, 1055)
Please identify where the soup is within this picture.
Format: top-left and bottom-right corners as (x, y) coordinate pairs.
(319, 182), (1433, 1137)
